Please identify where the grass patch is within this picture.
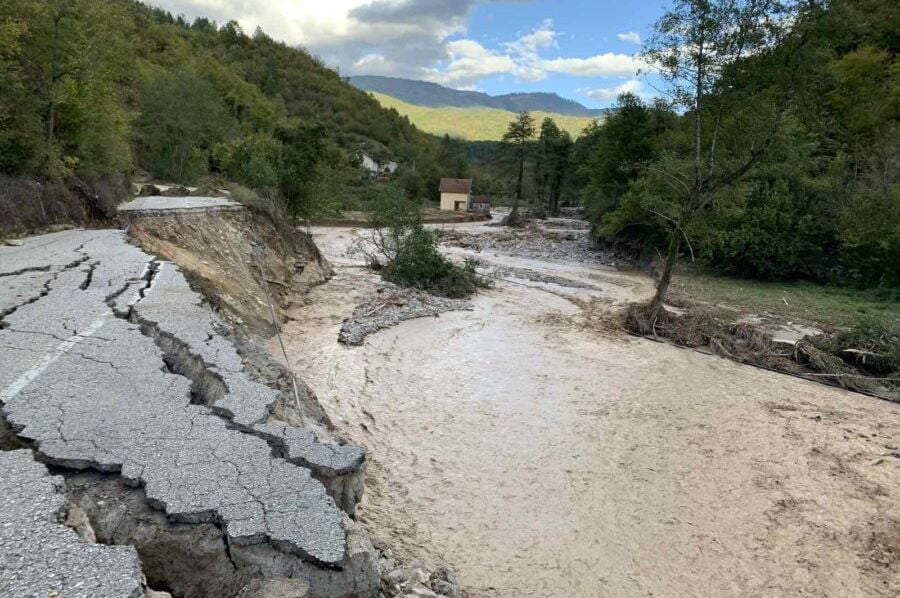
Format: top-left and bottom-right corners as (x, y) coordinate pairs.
(675, 270), (900, 329)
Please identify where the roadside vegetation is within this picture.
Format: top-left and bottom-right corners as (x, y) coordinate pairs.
(0, 0), (444, 235)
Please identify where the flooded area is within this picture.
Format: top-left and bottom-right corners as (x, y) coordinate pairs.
(273, 222), (900, 597)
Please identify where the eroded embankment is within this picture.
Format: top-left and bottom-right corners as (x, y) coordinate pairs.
(0, 225), (378, 598)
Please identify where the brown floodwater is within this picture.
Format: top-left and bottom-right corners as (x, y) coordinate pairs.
(274, 225), (900, 597)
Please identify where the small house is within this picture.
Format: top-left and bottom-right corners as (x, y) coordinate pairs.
(356, 152), (379, 176)
(439, 178), (473, 212)
(470, 195), (492, 214)
(357, 152), (399, 180)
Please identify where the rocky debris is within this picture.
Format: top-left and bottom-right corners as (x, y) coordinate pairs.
(0, 230), (379, 596)
(0, 450), (144, 598)
(488, 265), (602, 290)
(236, 577), (311, 598)
(540, 218), (591, 230)
(441, 227), (618, 265)
(338, 284), (471, 346)
(374, 540), (460, 598)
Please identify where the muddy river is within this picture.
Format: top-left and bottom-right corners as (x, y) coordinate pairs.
(274, 223), (900, 597)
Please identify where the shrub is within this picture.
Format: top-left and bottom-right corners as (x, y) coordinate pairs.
(365, 184), (482, 298)
(383, 228), (480, 298)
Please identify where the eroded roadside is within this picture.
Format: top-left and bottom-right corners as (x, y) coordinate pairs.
(274, 222), (900, 597)
(0, 222), (377, 597)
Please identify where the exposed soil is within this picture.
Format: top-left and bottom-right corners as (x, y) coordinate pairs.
(272, 221), (900, 597)
(127, 209), (331, 334)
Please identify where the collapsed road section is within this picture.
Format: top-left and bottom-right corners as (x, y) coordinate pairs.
(0, 230), (378, 597)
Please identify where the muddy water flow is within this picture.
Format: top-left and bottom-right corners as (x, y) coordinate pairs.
(274, 224), (900, 597)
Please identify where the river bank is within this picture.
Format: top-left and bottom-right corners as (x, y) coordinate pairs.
(271, 220), (900, 597)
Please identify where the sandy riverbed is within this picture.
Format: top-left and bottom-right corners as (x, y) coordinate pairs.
(272, 223), (900, 597)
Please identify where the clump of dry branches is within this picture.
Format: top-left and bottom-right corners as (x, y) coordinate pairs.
(620, 301), (898, 400)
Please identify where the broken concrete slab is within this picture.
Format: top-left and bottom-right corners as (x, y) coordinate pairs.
(133, 263), (367, 513)
(0, 230), (378, 596)
(117, 196), (242, 213)
(0, 450), (144, 598)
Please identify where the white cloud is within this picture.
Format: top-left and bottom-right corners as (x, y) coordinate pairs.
(424, 39), (518, 87)
(148, 2), (646, 90)
(504, 19), (558, 60)
(617, 31), (641, 44)
(579, 79), (644, 101)
(541, 53), (643, 77)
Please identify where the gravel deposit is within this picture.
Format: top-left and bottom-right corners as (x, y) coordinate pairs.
(488, 265), (602, 290)
(441, 228), (621, 266)
(339, 285), (471, 346)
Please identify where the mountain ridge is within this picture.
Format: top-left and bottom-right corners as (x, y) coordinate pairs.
(350, 75), (607, 117)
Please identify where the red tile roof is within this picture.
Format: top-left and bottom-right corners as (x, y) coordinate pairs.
(439, 178), (473, 194)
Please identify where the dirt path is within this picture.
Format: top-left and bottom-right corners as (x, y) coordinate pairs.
(274, 225), (900, 597)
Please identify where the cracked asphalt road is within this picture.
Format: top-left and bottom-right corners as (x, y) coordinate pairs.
(0, 229), (353, 594)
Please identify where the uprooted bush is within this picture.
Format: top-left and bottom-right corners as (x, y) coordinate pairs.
(360, 184), (485, 298)
(799, 319), (900, 394)
(808, 318), (900, 375)
(621, 301), (898, 399)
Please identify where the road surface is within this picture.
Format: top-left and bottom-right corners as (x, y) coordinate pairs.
(0, 229), (375, 597)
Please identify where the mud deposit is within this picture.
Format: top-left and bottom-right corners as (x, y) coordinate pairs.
(274, 223), (900, 597)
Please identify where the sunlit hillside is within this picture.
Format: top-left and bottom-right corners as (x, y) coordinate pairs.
(369, 92), (600, 141)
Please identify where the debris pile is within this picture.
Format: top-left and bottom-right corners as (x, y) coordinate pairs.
(339, 284), (471, 346)
(375, 539), (460, 598)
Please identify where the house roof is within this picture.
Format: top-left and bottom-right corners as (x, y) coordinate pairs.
(439, 178), (473, 194)
(471, 195), (492, 204)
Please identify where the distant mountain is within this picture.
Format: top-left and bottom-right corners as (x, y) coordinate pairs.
(350, 76), (607, 118)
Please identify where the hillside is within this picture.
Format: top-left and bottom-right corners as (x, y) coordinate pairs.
(351, 75), (606, 117)
(369, 92), (599, 141)
(0, 0), (443, 232)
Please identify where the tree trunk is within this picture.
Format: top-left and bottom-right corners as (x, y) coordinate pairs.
(648, 232), (680, 326)
(513, 149), (524, 217)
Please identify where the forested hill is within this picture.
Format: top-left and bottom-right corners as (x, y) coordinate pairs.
(0, 0), (441, 228)
(350, 76), (606, 117)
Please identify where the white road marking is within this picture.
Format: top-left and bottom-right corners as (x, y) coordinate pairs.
(1, 315), (109, 402)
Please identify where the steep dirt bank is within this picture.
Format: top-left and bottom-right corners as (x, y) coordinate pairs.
(274, 224), (900, 597)
(0, 174), (130, 237)
(126, 208), (331, 335)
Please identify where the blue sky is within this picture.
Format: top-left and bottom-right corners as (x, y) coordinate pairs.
(464, 1), (666, 104)
(149, 1), (670, 108)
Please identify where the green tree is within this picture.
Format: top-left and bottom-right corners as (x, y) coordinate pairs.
(0, 0), (133, 177)
(501, 111), (536, 220)
(580, 94), (674, 226)
(275, 121), (327, 223)
(535, 118), (573, 216)
(138, 65), (235, 183)
(620, 0), (796, 324)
